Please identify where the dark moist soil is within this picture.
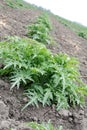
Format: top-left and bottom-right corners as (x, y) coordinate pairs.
(0, 1), (87, 130)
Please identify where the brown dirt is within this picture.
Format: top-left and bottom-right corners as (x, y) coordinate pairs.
(0, 1), (87, 130)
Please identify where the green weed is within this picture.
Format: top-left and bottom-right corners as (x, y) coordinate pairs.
(9, 128), (16, 130)
(0, 37), (87, 110)
(78, 32), (86, 38)
(9, 121), (64, 130)
(27, 14), (53, 44)
(5, 0), (37, 9)
(27, 121), (63, 130)
(37, 14), (52, 30)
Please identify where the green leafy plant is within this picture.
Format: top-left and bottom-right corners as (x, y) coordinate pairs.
(27, 121), (63, 130)
(27, 14), (53, 44)
(37, 14), (52, 30)
(0, 37), (87, 110)
(9, 122), (64, 130)
(9, 128), (16, 130)
(78, 32), (86, 38)
(5, 0), (37, 9)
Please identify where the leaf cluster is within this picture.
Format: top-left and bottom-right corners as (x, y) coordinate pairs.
(9, 121), (63, 130)
(0, 37), (87, 110)
(5, 0), (37, 9)
(9, 128), (16, 130)
(27, 14), (53, 44)
(27, 121), (63, 130)
(78, 32), (86, 38)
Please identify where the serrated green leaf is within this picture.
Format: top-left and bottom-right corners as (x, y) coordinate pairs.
(43, 88), (53, 106)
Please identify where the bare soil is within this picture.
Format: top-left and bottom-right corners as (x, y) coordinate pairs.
(0, 1), (87, 130)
